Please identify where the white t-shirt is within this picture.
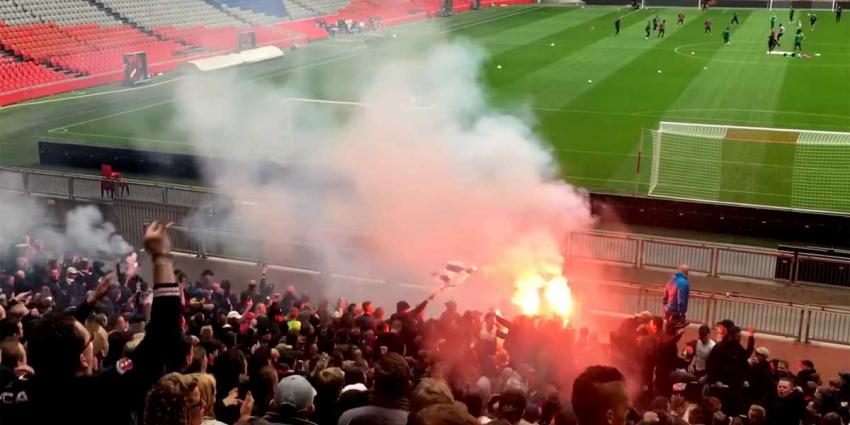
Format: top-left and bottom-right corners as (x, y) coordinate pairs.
(692, 339), (716, 372)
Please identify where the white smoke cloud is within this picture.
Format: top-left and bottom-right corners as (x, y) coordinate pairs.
(0, 184), (133, 262)
(173, 40), (594, 311)
(49, 205), (134, 260)
(0, 192), (49, 243)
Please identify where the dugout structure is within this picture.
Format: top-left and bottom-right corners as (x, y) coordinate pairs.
(647, 122), (850, 214)
(123, 51), (149, 85)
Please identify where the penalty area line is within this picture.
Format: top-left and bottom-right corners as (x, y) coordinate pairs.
(49, 130), (188, 147)
(47, 100), (173, 133)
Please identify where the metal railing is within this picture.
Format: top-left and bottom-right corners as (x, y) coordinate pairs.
(159, 224), (850, 346)
(566, 230), (850, 288)
(0, 166), (218, 208)
(5, 166), (850, 344)
(5, 165), (850, 286)
(4, 165), (850, 288)
(576, 281), (848, 345)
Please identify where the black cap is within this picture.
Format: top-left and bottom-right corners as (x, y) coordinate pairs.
(717, 319), (735, 329)
(498, 389), (527, 413)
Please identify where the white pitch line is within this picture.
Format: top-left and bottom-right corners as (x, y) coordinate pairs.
(52, 130), (188, 146)
(36, 49), (366, 143)
(1, 6), (546, 115)
(2, 48), (364, 113)
(2, 78), (181, 110)
(48, 100), (173, 133)
(441, 6), (539, 33)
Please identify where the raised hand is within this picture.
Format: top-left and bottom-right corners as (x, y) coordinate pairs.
(223, 388), (240, 407)
(89, 273), (114, 303)
(143, 221), (173, 257)
(240, 391), (254, 418)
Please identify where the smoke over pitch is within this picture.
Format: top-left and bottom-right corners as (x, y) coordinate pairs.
(175, 40), (595, 312)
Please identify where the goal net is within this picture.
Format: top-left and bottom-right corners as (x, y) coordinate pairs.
(648, 122), (850, 214)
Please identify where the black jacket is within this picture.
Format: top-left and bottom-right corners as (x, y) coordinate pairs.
(264, 407), (319, 425)
(766, 391), (807, 425)
(0, 282), (183, 425)
(748, 360), (775, 405)
(706, 336), (753, 388)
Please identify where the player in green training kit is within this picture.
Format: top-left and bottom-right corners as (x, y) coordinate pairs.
(615, 17), (621, 35)
(794, 29), (804, 52)
(809, 13), (817, 30)
(722, 27), (731, 44)
(645, 20), (651, 38)
(789, 7), (795, 21)
(770, 14), (778, 28)
(731, 11), (739, 25)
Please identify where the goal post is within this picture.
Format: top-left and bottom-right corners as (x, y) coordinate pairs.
(647, 122), (850, 214)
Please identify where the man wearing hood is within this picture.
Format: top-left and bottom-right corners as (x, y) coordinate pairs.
(662, 265), (690, 325)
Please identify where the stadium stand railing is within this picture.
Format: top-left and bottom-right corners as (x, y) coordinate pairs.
(3, 164), (850, 290)
(3, 164), (850, 344)
(149, 224), (850, 346)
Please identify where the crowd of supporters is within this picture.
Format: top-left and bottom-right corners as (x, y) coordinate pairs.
(0, 222), (849, 425)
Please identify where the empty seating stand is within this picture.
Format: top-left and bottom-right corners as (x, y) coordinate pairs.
(210, 0), (290, 18)
(0, 54), (70, 93)
(0, 0), (528, 105)
(0, 0), (184, 76)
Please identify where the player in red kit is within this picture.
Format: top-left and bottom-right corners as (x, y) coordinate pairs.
(705, 18), (713, 35)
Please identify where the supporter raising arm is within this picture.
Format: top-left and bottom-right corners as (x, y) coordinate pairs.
(0, 221), (185, 425)
(130, 221), (187, 413)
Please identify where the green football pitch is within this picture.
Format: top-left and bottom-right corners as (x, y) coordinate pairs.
(1, 5), (849, 211)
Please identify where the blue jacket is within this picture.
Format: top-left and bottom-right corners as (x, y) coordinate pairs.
(663, 272), (689, 315)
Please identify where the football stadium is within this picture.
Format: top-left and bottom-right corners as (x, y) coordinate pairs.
(1, 0), (850, 424)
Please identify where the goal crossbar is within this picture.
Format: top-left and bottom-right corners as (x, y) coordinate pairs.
(648, 122), (850, 215)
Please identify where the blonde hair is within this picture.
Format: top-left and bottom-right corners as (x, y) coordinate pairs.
(189, 373), (217, 418)
(144, 373), (198, 425)
(411, 378), (454, 413)
(85, 320), (109, 358)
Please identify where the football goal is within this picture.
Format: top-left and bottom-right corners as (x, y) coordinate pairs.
(647, 122), (850, 214)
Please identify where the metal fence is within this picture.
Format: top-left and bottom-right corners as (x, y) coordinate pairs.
(4, 166), (850, 287)
(158, 224), (850, 345)
(5, 166), (850, 344)
(0, 166), (218, 208)
(566, 230), (850, 288)
(576, 281), (850, 345)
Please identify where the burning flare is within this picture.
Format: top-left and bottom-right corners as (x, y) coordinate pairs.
(509, 261), (573, 322)
(487, 232), (576, 323)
